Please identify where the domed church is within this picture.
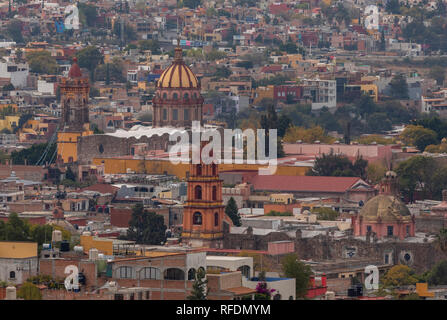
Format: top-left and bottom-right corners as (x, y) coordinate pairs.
(352, 171), (415, 240)
(152, 42), (203, 127)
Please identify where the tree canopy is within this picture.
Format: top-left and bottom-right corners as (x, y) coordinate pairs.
(126, 203), (167, 245)
(281, 253), (313, 298)
(225, 197), (241, 227)
(307, 152), (368, 179)
(26, 51), (58, 75)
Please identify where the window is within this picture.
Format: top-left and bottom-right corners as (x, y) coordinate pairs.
(193, 212), (202, 225)
(129, 293), (135, 300)
(212, 186), (217, 201)
(163, 93), (167, 99)
(140, 267), (161, 280)
(195, 186), (202, 199)
(164, 268), (185, 280)
(366, 226), (372, 233)
(387, 226), (394, 237)
(118, 266), (133, 279)
(173, 93), (178, 99)
(214, 212), (219, 226)
(114, 294), (124, 300)
(184, 93), (189, 99)
(145, 291), (150, 300)
(173, 109), (178, 120)
(184, 109), (189, 121)
(163, 109), (167, 120)
(212, 163), (217, 176)
(197, 164), (202, 176)
(406, 225), (410, 236)
(385, 254), (389, 264)
(9, 271), (15, 279)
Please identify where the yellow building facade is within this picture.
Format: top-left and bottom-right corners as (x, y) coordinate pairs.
(92, 157), (309, 179)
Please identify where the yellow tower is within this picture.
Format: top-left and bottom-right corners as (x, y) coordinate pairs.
(57, 57), (93, 164)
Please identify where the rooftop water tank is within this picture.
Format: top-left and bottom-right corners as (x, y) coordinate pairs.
(52, 230), (62, 242)
(89, 248), (99, 261)
(74, 246), (84, 254)
(5, 286), (16, 300)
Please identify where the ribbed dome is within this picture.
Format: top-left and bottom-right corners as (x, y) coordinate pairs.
(360, 194), (411, 222)
(157, 47), (198, 89)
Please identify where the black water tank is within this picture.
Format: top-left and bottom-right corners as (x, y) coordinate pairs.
(78, 272), (86, 285)
(347, 288), (356, 297)
(356, 284), (363, 297)
(60, 240), (70, 252)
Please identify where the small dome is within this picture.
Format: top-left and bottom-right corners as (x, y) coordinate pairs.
(360, 194), (411, 222)
(68, 57), (82, 78)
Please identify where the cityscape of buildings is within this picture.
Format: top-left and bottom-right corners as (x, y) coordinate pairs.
(1, 0), (447, 303)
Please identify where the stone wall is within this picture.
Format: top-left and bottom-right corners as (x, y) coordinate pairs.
(223, 230), (447, 273)
(415, 215), (447, 234)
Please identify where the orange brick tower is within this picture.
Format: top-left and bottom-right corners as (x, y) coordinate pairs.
(182, 144), (225, 248)
(57, 57), (93, 164)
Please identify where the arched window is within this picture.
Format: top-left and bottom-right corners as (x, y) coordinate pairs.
(140, 267), (161, 280)
(197, 164), (202, 176)
(164, 268), (185, 280)
(212, 163), (217, 176)
(188, 268), (196, 280)
(237, 265), (251, 278)
(163, 93), (167, 99)
(194, 186), (202, 199)
(214, 212), (219, 226)
(9, 271), (15, 279)
(184, 93), (189, 99)
(173, 92), (178, 99)
(193, 212), (202, 225)
(212, 186), (217, 201)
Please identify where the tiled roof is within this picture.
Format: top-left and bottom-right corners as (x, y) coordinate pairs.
(81, 184), (119, 194)
(249, 175), (369, 193)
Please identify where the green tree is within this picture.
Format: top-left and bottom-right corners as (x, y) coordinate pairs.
(213, 66), (232, 79)
(225, 197), (241, 226)
(400, 125), (438, 151)
(382, 265), (418, 288)
(311, 207), (340, 220)
(205, 50), (227, 61)
(386, 0), (401, 14)
(429, 66), (446, 86)
(307, 152), (368, 179)
(65, 167), (76, 181)
(75, 46), (104, 80)
(17, 282), (42, 300)
(183, 0), (201, 9)
(0, 212), (30, 241)
(281, 253), (312, 299)
(126, 203), (167, 245)
(6, 19), (23, 43)
(427, 260), (447, 285)
(395, 155), (437, 201)
(78, 3), (97, 27)
(138, 40), (161, 54)
(389, 74), (409, 99)
(26, 51), (59, 74)
(187, 267), (208, 300)
(10, 143), (56, 165)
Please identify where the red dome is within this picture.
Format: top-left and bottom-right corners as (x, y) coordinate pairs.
(68, 57), (82, 78)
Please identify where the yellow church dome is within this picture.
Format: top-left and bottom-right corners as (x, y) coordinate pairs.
(157, 46), (199, 89)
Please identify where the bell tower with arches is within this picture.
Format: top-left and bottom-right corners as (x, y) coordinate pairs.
(182, 145), (225, 248)
(56, 57), (93, 164)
